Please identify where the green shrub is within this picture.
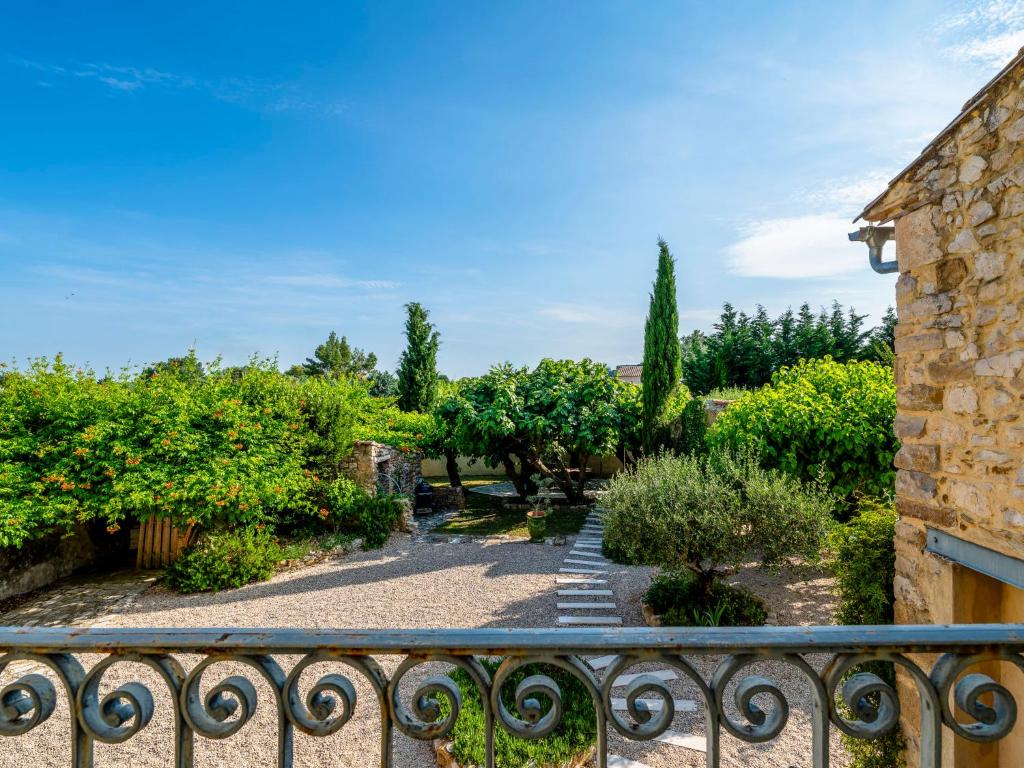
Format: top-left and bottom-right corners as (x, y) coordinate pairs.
(674, 396), (709, 456)
(603, 450), (831, 603)
(354, 493), (403, 548)
(164, 527), (282, 593)
(707, 357), (897, 501)
(829, 497), (905, 768)
(829, 497), (897, 625)
(441, 658), (596, 768)
(645, 571), (767, 626)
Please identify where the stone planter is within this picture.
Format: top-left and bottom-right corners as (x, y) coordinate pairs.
(433, 739), (594, 768)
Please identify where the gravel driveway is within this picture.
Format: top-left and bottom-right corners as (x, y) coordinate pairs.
(0, 531), (846, 768)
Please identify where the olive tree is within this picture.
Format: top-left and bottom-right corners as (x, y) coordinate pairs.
(603, 450), (832, 600)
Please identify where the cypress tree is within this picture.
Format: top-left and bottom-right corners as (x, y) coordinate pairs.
(396, 302), (441, 412)
(641, 238), (682, 452)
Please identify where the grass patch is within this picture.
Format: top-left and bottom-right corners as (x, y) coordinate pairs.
(424, 474), (506, 489)
(644, 571), (767, 627)
(433, 495), (588, 538)
(440, 658), (596, 768)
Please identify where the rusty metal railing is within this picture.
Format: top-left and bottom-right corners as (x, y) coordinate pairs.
(0, 624), (1021, 767)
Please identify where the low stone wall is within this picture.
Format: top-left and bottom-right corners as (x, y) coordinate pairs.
(341, 441), (422, 496)
(0, 526), (98, 601)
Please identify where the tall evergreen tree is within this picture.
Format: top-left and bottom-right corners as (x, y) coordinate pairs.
(302, 331), (377, 379)
(641, 239), (682, 452)
(396, 302), (441, 412)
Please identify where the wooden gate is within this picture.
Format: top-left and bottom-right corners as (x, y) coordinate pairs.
(135, 516), (196, 569)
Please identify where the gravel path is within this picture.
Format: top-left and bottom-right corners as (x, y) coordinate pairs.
(0, 529), (846, 768)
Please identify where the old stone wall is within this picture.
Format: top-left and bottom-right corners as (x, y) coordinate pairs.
(880, 66), (1024, 767)
(340, 440), (422, 496)
(0, 526), (98, 601)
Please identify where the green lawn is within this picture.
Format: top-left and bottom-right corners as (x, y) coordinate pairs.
(426, 476), (589, 538)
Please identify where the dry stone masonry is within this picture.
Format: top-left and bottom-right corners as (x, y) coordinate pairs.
(860, 51), (1024, 768)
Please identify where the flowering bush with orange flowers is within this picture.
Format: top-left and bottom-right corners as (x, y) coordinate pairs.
(0, 352), (421, 550)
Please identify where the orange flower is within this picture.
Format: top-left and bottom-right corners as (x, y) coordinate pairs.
(79, 482), (92, 490)
(106, 524), (120, 534)
(125, 457), (141, 466)
(161, 438), (171, 446)
(215, 500), (225, 507)
(263, 407), (272, 415)
(164, 482), (173, 489)
(103, 468), (116, 478)
(233, 443), (244, 451)
(288, 423), (299, 431)
(74, 447), (89, 456)
(60, 482), (75, 491)
(238, 503), (249, 511)
(213, 410), (224, 419)
(318, 507), (330, 519)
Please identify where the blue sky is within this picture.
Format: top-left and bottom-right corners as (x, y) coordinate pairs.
(2, 1), (1022, 377)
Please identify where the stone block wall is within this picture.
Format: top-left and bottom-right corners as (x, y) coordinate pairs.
(340, 440), (422, 497)
(871, 65), (1024, 768)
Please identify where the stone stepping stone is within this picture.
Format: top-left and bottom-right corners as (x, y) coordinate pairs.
(587, 654), (618, 670)
(610, 698), (698, 713)
(654, 731), (707, 752)
(559, 567), (608, 575)
(558, 589), (613, 597)
(557, 601), (617, 609)
(558, 616), (622, 625)
(608, 756), (651, 768)
(612, 669), (678, 687)
(569, 550), (606, 559)
(574, 542), (602, 549)
(556, 577), (606, 584)
(563, 558), (608, 567)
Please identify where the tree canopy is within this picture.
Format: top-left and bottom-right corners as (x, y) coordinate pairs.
(446, 359), (639, 503)
(681, 301), (895, 394)
(301, 331), (378, 380)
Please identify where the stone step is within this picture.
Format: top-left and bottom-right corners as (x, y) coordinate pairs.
(556, 577), (607, 584)
(587, 654), (618, 670)
(563, 558), (609, 567)
(558, 616), (622, 625)
(608, 755), (651, 768)
(558, 589), (613, 597)
(574, 541), (602, 548)
(654, 731), (707, 752)
(612, 669), (678, 687)
(559, 567), (608, 575)
(610, 698), (698, 713)
(568, 550), (607, 559)
(556, 602), (617, 610)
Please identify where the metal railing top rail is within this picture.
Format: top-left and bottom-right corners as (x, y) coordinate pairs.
(2, 623), (1023, 654)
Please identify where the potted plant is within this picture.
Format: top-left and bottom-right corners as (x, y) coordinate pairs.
(526, 476), (554, 542)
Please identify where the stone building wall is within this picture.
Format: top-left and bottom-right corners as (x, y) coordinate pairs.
(340, 440), (422, 496)
(863, 58), (1024, 768)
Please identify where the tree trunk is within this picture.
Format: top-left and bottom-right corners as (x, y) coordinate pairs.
(444, 450), (462, 487)
(502, 455), (536, 502)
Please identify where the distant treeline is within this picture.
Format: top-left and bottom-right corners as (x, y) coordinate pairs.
(681, 301), (896, 394)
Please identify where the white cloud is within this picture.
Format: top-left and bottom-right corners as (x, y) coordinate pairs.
(940, 1), (1024, 66)
(725, 214), (866, 279)
(265, 274), (397, 291)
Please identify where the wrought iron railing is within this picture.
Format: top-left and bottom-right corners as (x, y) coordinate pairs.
(0, 624), (1021, 767)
